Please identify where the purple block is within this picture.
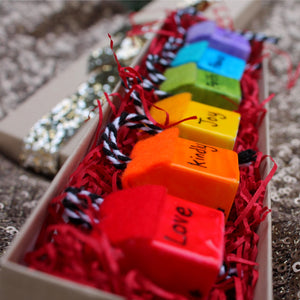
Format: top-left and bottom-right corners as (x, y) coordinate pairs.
(211, 27), (251, 61)
(185, 21), (216, 44)
(185, 21), (251, 61)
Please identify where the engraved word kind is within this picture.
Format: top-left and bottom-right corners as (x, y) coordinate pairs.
(188, 143), (218, 168)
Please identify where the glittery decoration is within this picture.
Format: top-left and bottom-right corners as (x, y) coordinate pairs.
(20, 29), (151, 176)
(5, 226), (18, 235)
(20, 67), (121, 175)
(20, 95), (98, 175)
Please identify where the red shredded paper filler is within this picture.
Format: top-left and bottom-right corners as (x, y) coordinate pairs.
(25, 9), (277, 300)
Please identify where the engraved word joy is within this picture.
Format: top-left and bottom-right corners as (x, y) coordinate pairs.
(198, 111), (227, 127)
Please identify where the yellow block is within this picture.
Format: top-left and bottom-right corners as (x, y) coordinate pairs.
(150, 93), (240, 150)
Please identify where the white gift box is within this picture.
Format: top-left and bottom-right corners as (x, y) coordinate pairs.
(0, 59), (272, 300)
(1, 1), (272, 299)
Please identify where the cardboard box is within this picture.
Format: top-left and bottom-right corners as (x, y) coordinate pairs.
(0, 55), (272, 300)
(1, 1), (272, 299)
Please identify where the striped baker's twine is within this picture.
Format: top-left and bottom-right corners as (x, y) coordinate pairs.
(120, 77), (161, 115)
(145, 36), (183, 85)
(144, 7), (198, 83)
(62, 114), (162, 224)
(101, 7), (199, 169)
(240, 31), (280, 71)
(122, 7), (198, 115)
(122, 76), (169, 116)
(142, 7), (198, 87)
(174, 6), (198, 35)
(146, 54), (168, 85)
(123, 34), (186, 114)
(60, 153), (257, 230)
(102, 111), (162, 170)
(62, 187), (103, 228)
(237, 30), (280, 45)
(122, 74), (169, 116)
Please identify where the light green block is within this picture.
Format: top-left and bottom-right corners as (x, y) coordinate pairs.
(160, 63), (241, 111)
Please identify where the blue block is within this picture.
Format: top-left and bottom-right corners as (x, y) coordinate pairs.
(171, 41), (208, 67)
(197, 47), (246, 80)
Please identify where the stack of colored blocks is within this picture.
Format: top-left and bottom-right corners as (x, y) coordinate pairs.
(108, 126), (240, 297)
(160, 20), (251, 111)
(160, 63), (241, 111)
(100, 185), (225, 299)
(122, 127), (240, 219)
(185, 20), (251, 60)
(101, 20), (250, 298)
(149, 93), (241, 150)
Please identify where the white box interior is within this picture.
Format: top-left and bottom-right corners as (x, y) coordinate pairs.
(0, 1), (272, 298)
(0, 61), (272, 300)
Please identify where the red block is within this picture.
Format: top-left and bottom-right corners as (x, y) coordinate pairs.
(99, 185), (225, 298)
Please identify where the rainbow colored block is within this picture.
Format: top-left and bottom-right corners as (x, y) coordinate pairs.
(198, 47), (246, 80)
(150, 93), (240, 150)
(122, 127), (240, 220)
(100, 185), (225, 298)
(186, 20), (251, 61)
(170, 41), (208, 67)
(159, 63), (241, 111)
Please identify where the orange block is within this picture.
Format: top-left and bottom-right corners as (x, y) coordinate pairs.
(122, 128), (240, 220)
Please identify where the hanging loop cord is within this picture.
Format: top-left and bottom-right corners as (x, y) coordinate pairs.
(124, 7), (198, 115)
(57, 187), (104, 229)
(102, 111), (162, 170)
(237, 30), (280, 45)
(144, 7), (197, 85)
(101, 8), (199, 170)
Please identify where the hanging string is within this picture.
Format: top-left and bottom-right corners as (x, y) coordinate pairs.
(61, 187), (103, 229)
(102, 111), (162, 170)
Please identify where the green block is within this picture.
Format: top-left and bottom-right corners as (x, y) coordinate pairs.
(160, 63), (197, 93)
(160, 63), (241, 111)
